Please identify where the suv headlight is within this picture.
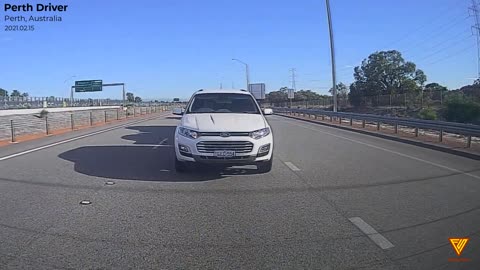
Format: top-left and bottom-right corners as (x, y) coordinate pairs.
(178, 127), (198, 139)
(250, 127), (270, 139)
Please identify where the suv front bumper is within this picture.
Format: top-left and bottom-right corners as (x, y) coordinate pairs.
(174, 131), (273, 164)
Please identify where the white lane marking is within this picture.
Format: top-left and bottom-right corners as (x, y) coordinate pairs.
(0, 113), (171, 162)
(283, 119), (480, 180)
(284, 161), (301, 171)
(153, 138), (168, 149)
(349, 217), (394, 250)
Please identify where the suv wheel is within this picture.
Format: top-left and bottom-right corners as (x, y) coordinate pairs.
(175, 158), (188, 173)
(257, 158), (273, 173)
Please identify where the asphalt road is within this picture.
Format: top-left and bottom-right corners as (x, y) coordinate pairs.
(0, 113), (479, 269)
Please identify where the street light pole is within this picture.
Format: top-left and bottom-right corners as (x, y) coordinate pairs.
(64, 75), (76, 106)
(326, 0), (338, 112)
(232, 58), (250, 91)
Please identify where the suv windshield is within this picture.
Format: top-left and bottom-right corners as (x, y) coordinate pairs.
(187, 93), (260, 114)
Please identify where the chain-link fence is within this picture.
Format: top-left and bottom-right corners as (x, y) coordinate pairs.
(267, 90), (480, 110)
(0, 96), (177, 110)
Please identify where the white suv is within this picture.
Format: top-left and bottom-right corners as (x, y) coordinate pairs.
(174, 89), (273, 173)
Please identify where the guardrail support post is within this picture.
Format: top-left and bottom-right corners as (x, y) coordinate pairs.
(339, 117), (342, 124)
(10, 120), (15, 143)
(467, 136), (472, 148)
(350, 118), (353, 126)
(362, 120), (366, 128)
(134, 108), (137, 117)
(377, 122), (380, 131)
(71, 114), (74, 130)
(45, 116), (49, 135)
(90, 112), (93, 126)
(117, 109), (120, 120)
(104, 111), (107, 123)
(415, 127), (419, 137)
(394, 124), (398, 134)
(330, 116), (333, 122)
(322, 115), (325, 121)
(439, 130), (443, 142)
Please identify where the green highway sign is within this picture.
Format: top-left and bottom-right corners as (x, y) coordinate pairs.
(75, 80), (103, 92)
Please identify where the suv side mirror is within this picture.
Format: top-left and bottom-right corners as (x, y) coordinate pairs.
(263, 108), (273, 115)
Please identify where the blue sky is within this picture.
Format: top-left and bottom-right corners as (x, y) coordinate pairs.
(1, 0), (478, 100)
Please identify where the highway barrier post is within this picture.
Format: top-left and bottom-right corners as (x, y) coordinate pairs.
(45, 116), (49, 135)
(10, 120), (15, 142)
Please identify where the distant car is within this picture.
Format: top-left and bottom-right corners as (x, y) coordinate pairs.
(172, 107), (185, 115)
(173, 89), (274, 173)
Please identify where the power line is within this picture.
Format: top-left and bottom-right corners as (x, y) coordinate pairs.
(402, 30), (470, 55)
(338, 2), (469, 71)
(422, 43), (476, 66)
(398, 15), (471, 54)
(415, 35), (474, 63)
(378, 0), (466, 50)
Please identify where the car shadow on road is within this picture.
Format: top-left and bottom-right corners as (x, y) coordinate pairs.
(58, 125), (261, 182)
(122, 126), (177, 145)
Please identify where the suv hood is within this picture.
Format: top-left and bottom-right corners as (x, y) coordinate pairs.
(181, 113), (267, 132)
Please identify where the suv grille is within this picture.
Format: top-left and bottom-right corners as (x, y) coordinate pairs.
(197, 132), (250, 137)
(197, 141), (254, 153)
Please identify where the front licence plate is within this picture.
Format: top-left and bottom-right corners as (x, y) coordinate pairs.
(214, 150), (235, 158)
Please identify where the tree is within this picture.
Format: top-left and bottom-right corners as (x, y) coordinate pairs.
(21, 92), (29, 98)
(457, 82), (480, 101)
(350, 50), (426, 99)
(126, 92), (135, 102)
(424, 83), (448, 93)
(173, 98), (180, 102)
(0, 88), (7, 97)
(293, 90), (325, 102)
(10, 90), (21, 97)
(266, 87), (288, 103)
(134, 96), (142, 103)
(329, 82), (349, 98)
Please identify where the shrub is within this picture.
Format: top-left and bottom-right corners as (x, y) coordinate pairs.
(39, 109), (49, 118)
(443, 96), (480, 123)
(419, 107), (437, 120)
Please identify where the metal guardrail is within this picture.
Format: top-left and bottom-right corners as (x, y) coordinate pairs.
(274, 107), (480, 148)
(0, 106), (171, 143)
